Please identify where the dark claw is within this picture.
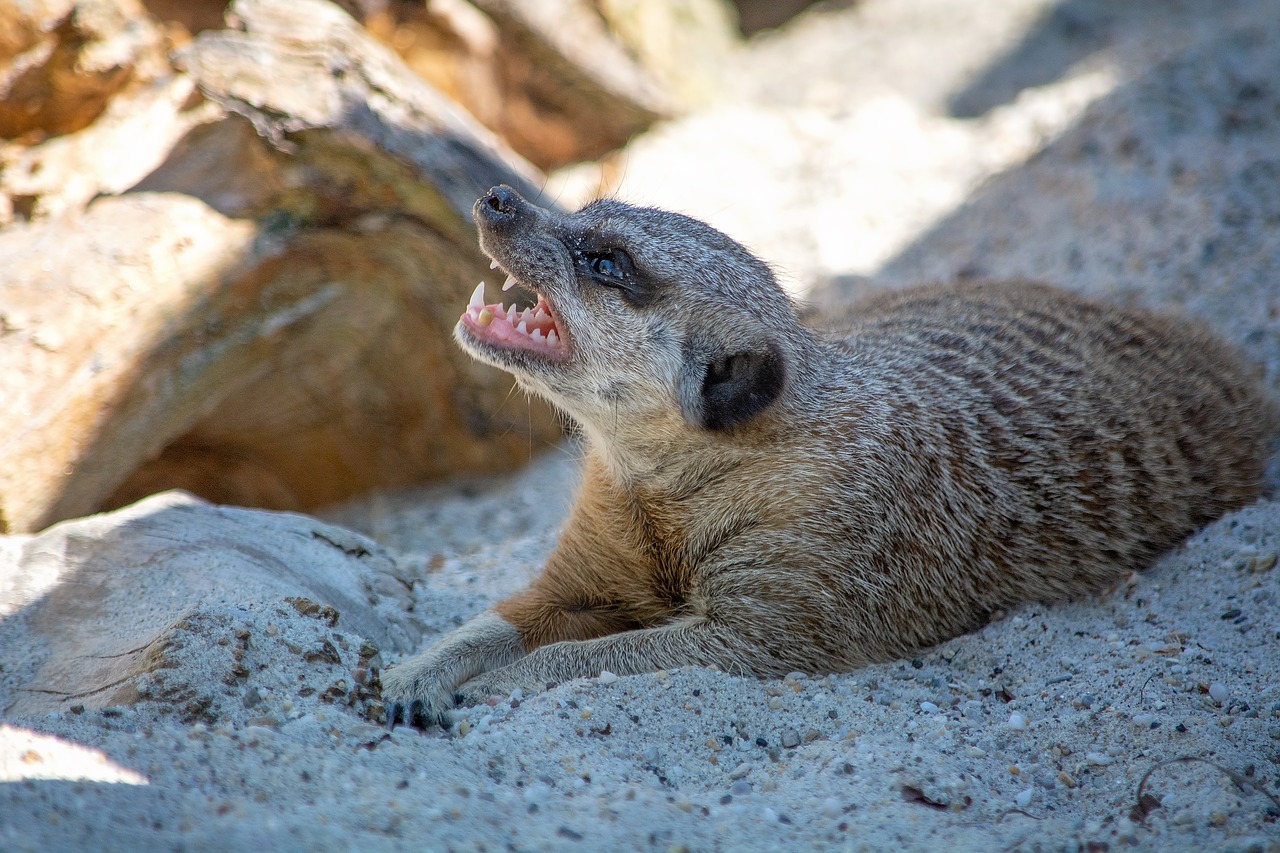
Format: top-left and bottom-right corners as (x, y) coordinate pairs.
(385, 699), (450, 731)
(384, 696), (455, 731)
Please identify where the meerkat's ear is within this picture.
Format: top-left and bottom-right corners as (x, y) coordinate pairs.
(680, 340), (786, 431)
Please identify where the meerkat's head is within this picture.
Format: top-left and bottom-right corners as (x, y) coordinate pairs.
(456, 186), (807, 442)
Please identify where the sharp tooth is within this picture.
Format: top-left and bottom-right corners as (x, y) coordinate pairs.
(517, 320), (528, 335)
(476, 308), (494, 327)
(469, 281), (485, 310)
(531, 329), (544, 341)
(489, 260), (499, 270)
(502, 275), (517, 292)
(547, 330), (558, 346)
(506, 304), (517, 323)
(520, 308), (534, 324)
(534, 308), (549, 322)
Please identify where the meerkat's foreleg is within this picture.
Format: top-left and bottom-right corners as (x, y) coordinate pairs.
(382, 562), (645, 728)
(449, 616), (762, 709)
(381, 610), (524, 729)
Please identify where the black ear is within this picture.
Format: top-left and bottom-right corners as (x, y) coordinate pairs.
(694, 343), (786, 431)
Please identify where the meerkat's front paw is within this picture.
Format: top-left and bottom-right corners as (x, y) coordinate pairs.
(450, 675), (508, 710)
(380, 657), (457, 730)
(452, 665), (545, 710)
(379, 610), (526, 729)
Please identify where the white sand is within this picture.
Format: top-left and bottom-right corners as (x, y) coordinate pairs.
(3, 0), (1280, 850)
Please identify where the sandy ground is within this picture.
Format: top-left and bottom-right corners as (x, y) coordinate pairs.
(4, 0), (1280, 850)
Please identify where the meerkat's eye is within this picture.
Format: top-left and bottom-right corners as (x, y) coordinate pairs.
(594, 256), (617, 277)
(578, 249), (632, 285)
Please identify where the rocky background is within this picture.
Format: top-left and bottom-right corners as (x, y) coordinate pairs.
(2, 0), (1280, 850)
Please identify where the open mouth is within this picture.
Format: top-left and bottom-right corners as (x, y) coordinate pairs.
(458, 269), (569, 361)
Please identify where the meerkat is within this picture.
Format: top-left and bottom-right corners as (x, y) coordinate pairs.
(381, 185), (1272, 729)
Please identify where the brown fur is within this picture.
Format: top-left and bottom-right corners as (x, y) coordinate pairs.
(381, 187), (1272, 729)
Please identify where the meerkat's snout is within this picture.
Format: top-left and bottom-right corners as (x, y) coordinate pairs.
(457, 187), (570, 367)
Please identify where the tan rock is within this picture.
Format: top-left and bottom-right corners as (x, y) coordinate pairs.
(595, 0), (739, 107)
(0, 0), (170, 140)
(367, 0), (677, 169)
(0, 0), (562, 533)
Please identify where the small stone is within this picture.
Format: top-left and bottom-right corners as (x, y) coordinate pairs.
(1132, 713), (1158, 727)
(1057, 771), (1077, 788)
(780, 729), (801, 749)
(597, 670), (619, 685)
(821, 796), (842, 818)
(728, 762), (751, 780)
(1250, 552), (1278, 573)
(1015, 788), (1033, 807)
(920, 701), (939, 714)
(1208, 683), (1229, 704)
(1085, 752), (1114, 766)
(1008, 712), (1028, 730)
(730, 780), (752, 796)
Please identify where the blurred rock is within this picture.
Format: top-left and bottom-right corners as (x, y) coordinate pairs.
(366, 0), (740, 169)
(0, 0), (170, 140)
(137, 0), (727, 170)
(0, 0), (562, 533)
(732, 0), (824, 36)
(595, 0), (738, 107)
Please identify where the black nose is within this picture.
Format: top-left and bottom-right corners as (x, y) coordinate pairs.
(481, 185), (520, 217)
